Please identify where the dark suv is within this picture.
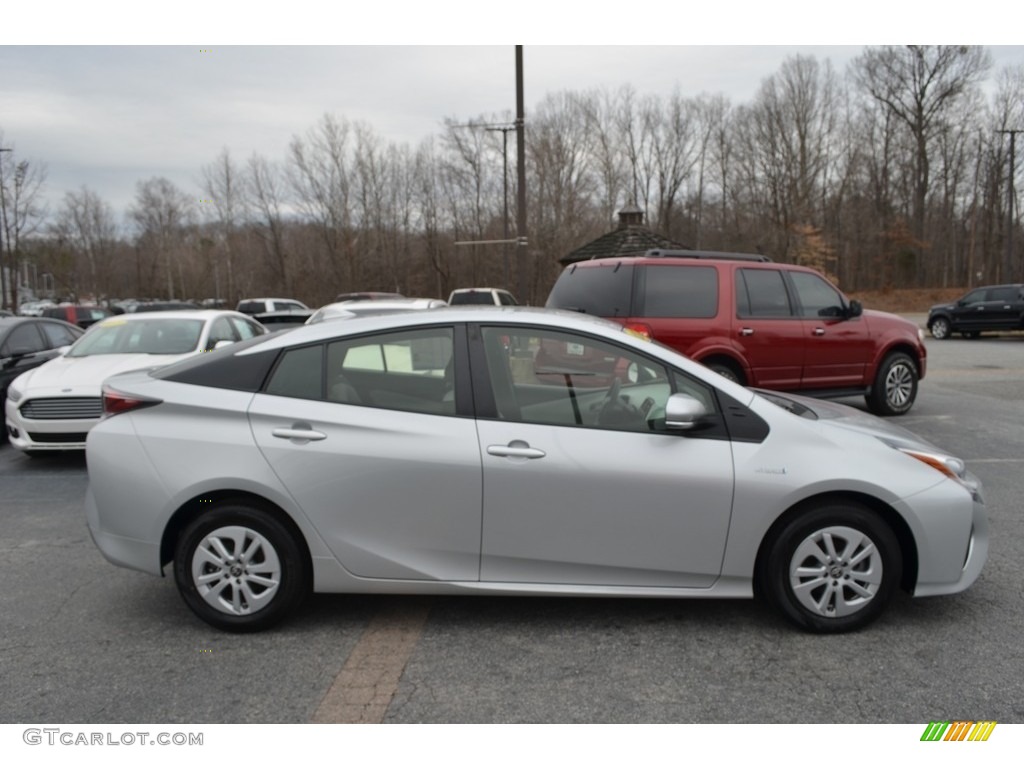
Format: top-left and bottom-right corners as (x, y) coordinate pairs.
(546, 250), (927, 416)
(927, 284), (1024, 339)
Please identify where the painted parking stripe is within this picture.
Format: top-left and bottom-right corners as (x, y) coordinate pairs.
(312, 600), (430, 723)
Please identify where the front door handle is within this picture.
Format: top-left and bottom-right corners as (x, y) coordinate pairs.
(487, 442), (546, 459)
(739, 328), (754, 337)
(812, 328), (825, 336)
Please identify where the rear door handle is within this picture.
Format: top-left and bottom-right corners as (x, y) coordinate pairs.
(487, 443), (546, 459)
(272, 426), (327, 442)
(812, 328), (825, 336)
(739, 328), (754, 337)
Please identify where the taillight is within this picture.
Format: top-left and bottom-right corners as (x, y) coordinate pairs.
(102, 385), (162, 417)
(623, 322), (653, 341)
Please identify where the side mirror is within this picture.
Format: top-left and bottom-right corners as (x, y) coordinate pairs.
(846, 299), (863, 319)
(664, 393), (708, 431)
(213, 339), (235, 350)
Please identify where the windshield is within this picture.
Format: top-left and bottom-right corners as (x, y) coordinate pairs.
(68, 318), (204, 357)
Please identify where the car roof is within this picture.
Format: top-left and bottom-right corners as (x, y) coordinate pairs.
(1, 316), (81, 330)
(91, 309), (250, 323)
(242, 306), (625, 355)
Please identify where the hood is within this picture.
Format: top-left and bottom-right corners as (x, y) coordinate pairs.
(14, 352), (197, 397)
(752, 389), (941, 452)
(861, 307), (920, 332)
(928, 301), (956, 313)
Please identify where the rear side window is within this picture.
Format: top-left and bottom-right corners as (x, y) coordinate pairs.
(637, 265), (718, 318)
(989, 286), (1019, 302)
(737, 269), (794, 318)
(546, 263), (635, 317)
(266, 345), (324, 400)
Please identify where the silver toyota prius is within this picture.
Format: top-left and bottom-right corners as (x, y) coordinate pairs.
(84, 307), (988, 633)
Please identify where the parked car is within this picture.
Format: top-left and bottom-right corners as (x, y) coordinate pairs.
(448, 287), (518, 306)
(927, 284), (1024, 339)
(306, 297), (447, 324)
(546, 250), (927, 416)
(41, 304), (113, 328)
(85, 307), (985, 634)
(18, 300), (56, 316)
(251, 309), (315, 330)
(334, 291), (405, 302)
(130, 301), (202, 312)
(5, 310), (266, 454)
(1, 317), (85, 417)
(236, 298), (309, 315)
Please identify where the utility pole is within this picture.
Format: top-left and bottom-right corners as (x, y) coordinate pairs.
(515, 45), (527, 304)
(485, 124), (514, 289)
(0, 147), (13, 311)
(997, 129), (1022, 282)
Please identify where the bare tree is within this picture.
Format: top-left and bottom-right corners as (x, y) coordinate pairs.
(244, 153), (291, 295)
(853, 46), (992, 278)
(288, 114), (355, 288)
(53, 186), (119, 299)
(200, 148), (243, 302)
(0, 137), (48, 310)
(128, 177), (195, 299)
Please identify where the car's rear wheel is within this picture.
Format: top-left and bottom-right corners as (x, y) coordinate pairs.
(865, 352), (917, 416)
(929, 316), (951, 339)
(759, 502), (901, 633)
(704, 358), (745, 385)
(174, 503), (309, 632)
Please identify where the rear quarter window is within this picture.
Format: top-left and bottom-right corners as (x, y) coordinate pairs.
(546, 263), (635, 317)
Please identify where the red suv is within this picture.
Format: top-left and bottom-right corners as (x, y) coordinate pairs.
(546, 250), (927, 416)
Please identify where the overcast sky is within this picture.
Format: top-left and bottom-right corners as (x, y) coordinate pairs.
(3, 3), (1022, 222)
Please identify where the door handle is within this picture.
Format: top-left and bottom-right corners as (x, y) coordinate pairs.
(487, 443), (546, 459)
(812, 328), (825, 336)
(272, 426), (327, 442)
(739, 328), (754, 337)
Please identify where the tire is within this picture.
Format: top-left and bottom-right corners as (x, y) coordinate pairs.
(758, 502), (901, 633)
(865, 352), (917, 416)
(705, 359), (745, 385)
(929, 316), (951, 340)
(174, 502), (309, 632)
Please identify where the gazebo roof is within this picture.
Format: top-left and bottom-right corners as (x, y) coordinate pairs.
(560, 207), (688, 265)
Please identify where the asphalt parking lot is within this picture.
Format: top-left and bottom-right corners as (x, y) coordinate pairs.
(1, 328), (1022, 724)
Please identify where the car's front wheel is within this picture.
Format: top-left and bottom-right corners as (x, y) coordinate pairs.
(929, 316), (951, 339)
(759, 502), (901, 633)
(865, 352), (918, 416)
(174, 502), (309, 632)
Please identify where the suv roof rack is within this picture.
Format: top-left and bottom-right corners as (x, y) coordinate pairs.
(643, 249), (772, 263)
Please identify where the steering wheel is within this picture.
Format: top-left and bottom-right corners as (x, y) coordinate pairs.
(596, 377), (643, 427)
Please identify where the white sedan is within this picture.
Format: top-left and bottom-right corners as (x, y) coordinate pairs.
(5, 310), (266, 454)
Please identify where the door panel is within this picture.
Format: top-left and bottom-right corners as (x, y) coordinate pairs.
(250, 395), (483, 581)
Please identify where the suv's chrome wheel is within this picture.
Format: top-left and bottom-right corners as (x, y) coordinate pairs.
(929, 317), (951, 339)
(866, 352), (917, 416)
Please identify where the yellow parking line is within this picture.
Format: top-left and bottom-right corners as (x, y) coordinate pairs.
(311, 600), (431, 723)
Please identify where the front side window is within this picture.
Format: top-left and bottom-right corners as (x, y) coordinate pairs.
(1, 323), (46, 356)
(40, 321), (80, 347)
(482, 326), (712, 433)
(789, 271), (845, 318)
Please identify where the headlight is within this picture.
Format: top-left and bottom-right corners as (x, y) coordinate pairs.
(897, 448), (966, 482)
(877, 436), (967, 482)
(6, 382), (22, 402)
